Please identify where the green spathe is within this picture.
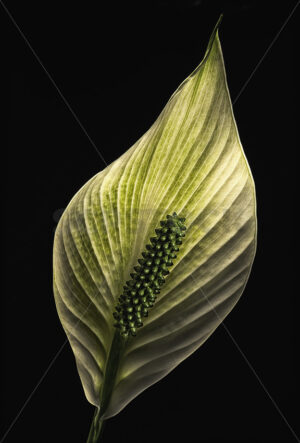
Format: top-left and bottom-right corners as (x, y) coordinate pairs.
(53, 15), (256, 426)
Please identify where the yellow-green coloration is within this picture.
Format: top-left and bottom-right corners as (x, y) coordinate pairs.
(53, 16), (256, 426)
(113, 213), (186, 336)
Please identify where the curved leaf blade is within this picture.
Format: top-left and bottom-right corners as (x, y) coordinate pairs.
(53, 19), (256, 419)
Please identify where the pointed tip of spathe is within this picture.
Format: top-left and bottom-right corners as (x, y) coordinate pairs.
(217, 13), (224, 29)
(179, 14), (224, 87)
(209, 13), (224, 44)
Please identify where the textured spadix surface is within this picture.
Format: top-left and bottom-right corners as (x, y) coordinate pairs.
(53, 22), (256, 419)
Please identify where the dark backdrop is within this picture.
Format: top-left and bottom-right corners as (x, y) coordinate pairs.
(3, 1), (298, 442)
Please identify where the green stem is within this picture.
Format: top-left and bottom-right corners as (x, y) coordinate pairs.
(86, 331), (127, 442)
(86, 408), (105, 443)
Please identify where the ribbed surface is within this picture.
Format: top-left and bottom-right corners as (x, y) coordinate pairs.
(53, 28), (256, 417)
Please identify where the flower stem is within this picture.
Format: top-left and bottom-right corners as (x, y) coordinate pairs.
(86, 331), (127, 442)
(86, 407), (106, 443)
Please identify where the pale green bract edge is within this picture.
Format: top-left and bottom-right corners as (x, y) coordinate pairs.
(53, 22), (257, 419)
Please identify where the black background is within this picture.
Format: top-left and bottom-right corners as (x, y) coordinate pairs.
(3, 1), (298, 442)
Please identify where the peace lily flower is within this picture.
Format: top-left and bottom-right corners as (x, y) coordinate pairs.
(53, 17), (256, 442)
